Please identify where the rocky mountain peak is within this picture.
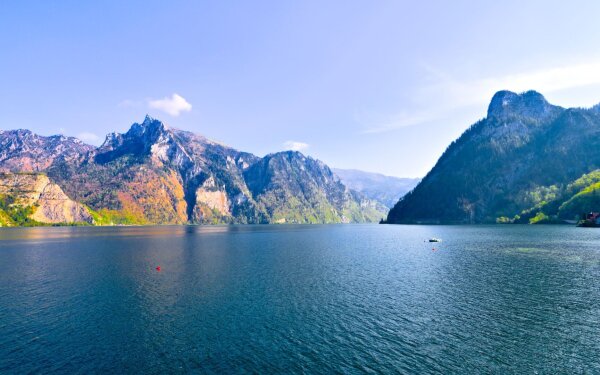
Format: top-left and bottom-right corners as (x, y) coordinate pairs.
(269, 150), (305, 160)
(487, 90), (558, 120)
(387, 90), (600, 224)
(263, 151), (325, 172)
(128, 115), (168, 138)
(1, 129), (37, 145)
(95, 116), (175, 163)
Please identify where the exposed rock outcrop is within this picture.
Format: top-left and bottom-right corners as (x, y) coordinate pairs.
(0, 173), (93, 224)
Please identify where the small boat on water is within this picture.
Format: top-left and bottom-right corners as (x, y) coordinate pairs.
(428, 238), (442, 243)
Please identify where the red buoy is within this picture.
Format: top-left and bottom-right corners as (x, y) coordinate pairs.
(156, 266), (161, 271)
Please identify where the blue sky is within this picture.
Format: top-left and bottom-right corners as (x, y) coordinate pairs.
(2, 1), (600, 177)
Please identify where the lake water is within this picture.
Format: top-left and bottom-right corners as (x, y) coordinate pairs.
(1, 224), (599, 373)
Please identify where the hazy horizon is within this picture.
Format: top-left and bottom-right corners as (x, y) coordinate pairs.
(2, 1), (600, 178)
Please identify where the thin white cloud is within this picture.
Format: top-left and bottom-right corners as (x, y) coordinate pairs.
(360, 112), (442, 134)
(148, 93), (192, 116)
(77, 132), (101, 145)
(363, 60), (600, 133)
(118, 99), (143, 108)
(283, 141), (309, 151)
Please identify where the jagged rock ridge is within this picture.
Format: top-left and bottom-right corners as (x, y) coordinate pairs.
(0, 116), (385, 224)
(0, 130), (93, 172)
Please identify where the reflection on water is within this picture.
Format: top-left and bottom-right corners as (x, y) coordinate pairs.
(0, 224), (332, 243)
(0, 224), (599, 373)
(0, 225), (233, 242)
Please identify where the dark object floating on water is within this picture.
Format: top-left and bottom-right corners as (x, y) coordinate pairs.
(156, 266), (161, 271)
(428, 238), (442, 243)
(577, 212), (600, 227)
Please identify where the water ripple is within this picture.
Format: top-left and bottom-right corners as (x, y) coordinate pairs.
(1, 225), (600, 373)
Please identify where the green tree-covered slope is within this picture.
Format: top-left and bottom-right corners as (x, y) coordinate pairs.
(386, 91), (600, 224)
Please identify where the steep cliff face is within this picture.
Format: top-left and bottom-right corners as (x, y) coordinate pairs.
(192, 176), (233, 224)
(0, 173), (93, 225)
(386, 90), (600, 224)
(0, 116), (385, 225)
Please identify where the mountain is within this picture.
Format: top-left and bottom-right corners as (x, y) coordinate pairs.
(333, 168), (420, 208)
(0, 116), (386, 225)
(0, 130), (93, 172)
(245, 153), (385, 223)
(386, 90), (600, 224)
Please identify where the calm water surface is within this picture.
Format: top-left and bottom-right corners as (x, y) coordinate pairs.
(1, 224), (600, 373)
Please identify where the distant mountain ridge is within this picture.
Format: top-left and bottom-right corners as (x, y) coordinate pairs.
(0, 116), (385, 225)
(386, 90), (600, 224)
(333, 168), (420, 208)
(0, 129), (93, 172)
